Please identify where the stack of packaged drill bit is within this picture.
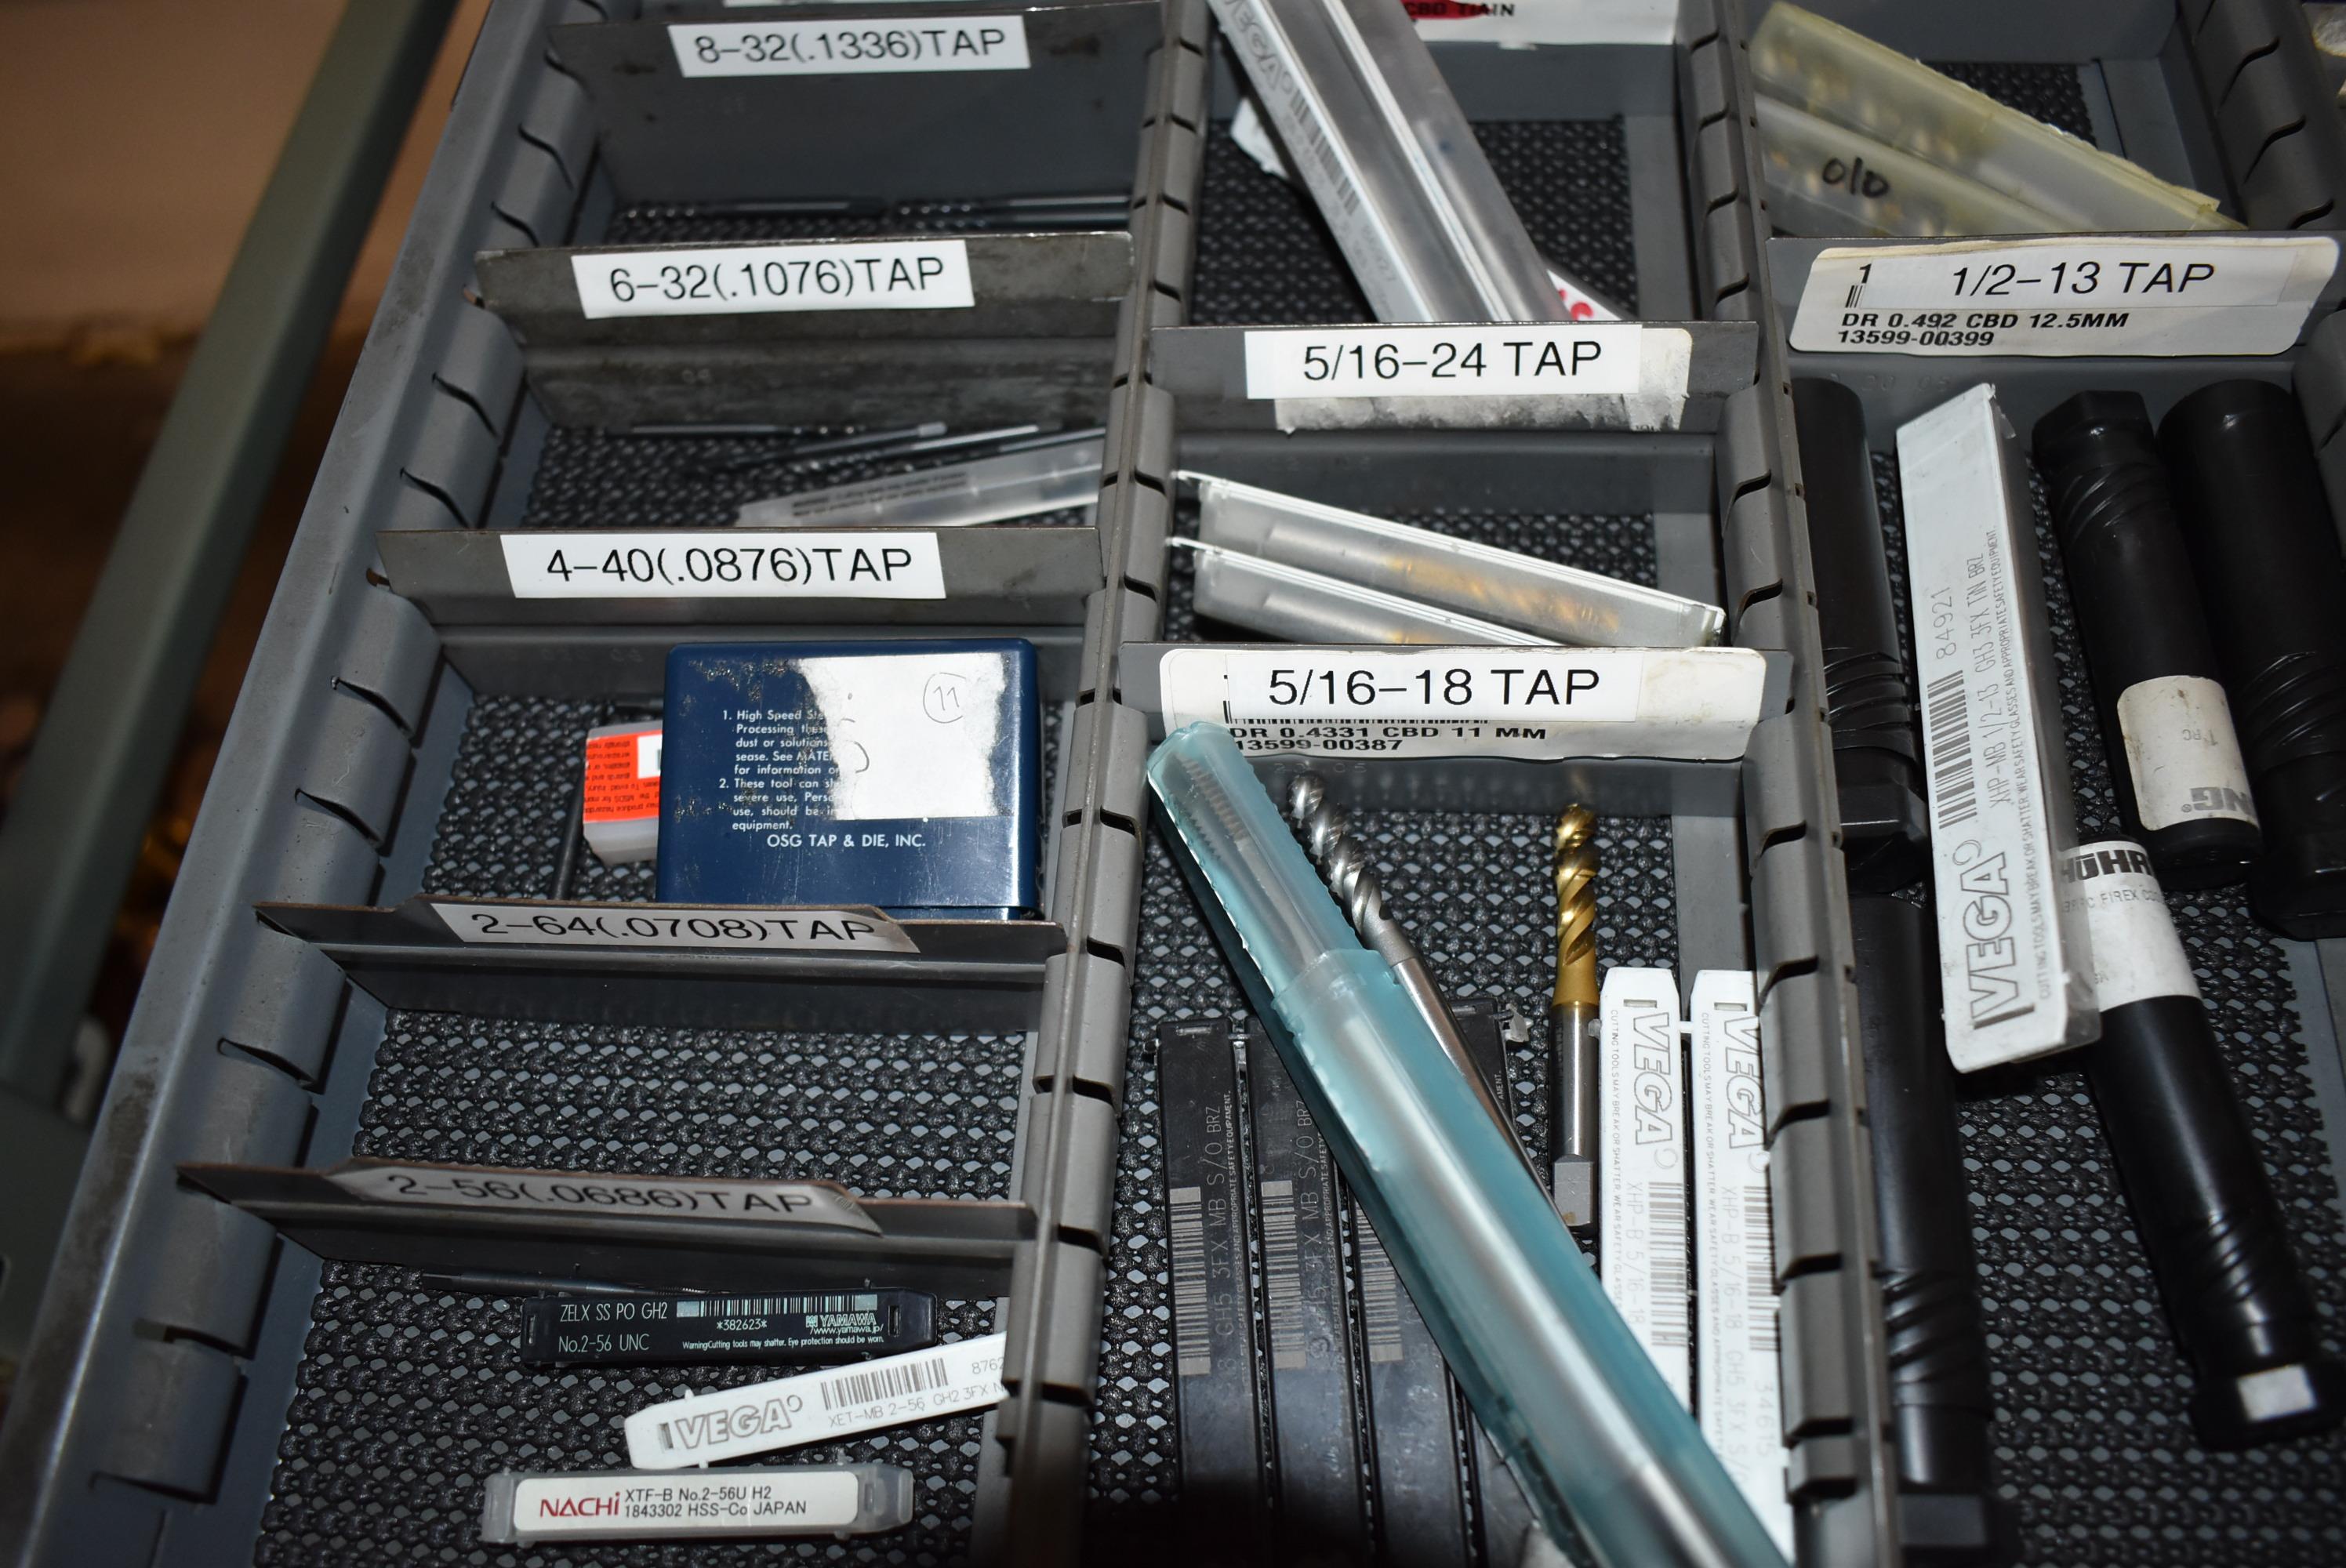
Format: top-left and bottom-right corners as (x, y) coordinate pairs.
(1749, 5), (2234, 239)
(1174, 471), (1725, 648)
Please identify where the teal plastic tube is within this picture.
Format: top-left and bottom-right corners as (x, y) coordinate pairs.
(1148, 724), (1786, 1568)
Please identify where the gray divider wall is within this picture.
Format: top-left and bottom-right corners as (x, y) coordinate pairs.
(5, 2), (2341, 1566)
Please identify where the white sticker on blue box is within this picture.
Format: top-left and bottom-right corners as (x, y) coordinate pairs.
(657, 641), (1040, 917)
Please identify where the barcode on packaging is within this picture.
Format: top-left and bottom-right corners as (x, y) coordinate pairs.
(1898, 387), (2096, 1071)
(1688, 970), (1792, 1555)
(1598, 966), (1689, 1403)
(624, 1333), (1008, 1468)
(1168, 1185), (1214, 1376)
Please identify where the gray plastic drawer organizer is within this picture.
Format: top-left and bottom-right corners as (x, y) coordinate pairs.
(5, 1), (2346, 1566)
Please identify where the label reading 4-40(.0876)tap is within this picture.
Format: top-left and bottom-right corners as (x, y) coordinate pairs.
(1791, 236), (2337, 358)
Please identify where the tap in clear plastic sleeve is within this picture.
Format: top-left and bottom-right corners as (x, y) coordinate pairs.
(1179, 539), (1555, 645)
(1147, 722), (1787, 1568)
(1752, 4), (2235, 235)
(1187, 473), (1723, 646)
(735, 435), (1102, 529)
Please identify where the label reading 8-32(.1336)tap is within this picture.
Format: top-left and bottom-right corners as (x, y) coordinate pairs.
(669, 18), (1030, 77)
(1790, 236), (2337, 358)
(570, 241), (974, 319)
(1243, 324), (1646, 398)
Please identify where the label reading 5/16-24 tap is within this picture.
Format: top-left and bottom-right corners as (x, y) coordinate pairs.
(1791, 236), (2337, 358)
(670, 19), (1030, 76)
(1244, 324), (1646, 397)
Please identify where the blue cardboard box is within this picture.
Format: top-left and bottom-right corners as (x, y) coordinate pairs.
(658, 639), (1040, 917)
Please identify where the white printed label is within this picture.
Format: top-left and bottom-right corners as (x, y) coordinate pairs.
(669, 19), (1030, 77)
(430, 900), (919, 953)
(1901, 388), (2091, 1072)
(326, 1162), (880, 1233)
(1157, 646), (1765, 761)
(626, 1334), (1009, 1467)
(1405, 0), (1676, 45)
(507, 1471), (860, 1540)
(638, 731), (663, 779)
(1599, 966), (1689, 1405)
(2064, 840), (2199, 1009)
(1687, 971), (1793, 1557)
(1244, 324), (1644, 398)
(2117, 676), (2258, 832)
(1791, 237), (2337, 358)
(500, 532), (946, 600)
(569, 241), (973, 318)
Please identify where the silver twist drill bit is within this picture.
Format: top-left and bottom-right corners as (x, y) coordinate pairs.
(1549, 807), (1601, 1233)
(1284, 774), (1537, 1181)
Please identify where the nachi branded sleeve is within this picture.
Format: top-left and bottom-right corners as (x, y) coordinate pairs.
(658, 640), (1040, 917)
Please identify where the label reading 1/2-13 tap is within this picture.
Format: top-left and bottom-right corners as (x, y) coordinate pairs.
(1244, 324), (1647, 398)
(1155, 646), (1767, 761)
(500, 532), (946, 601)
(670, 19), (1030, 77)
(1790, 236), (2337, 358)
(570, 241), (973, 318)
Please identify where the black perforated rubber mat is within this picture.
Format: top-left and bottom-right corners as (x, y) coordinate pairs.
(1190, 119), (1639, 326)
(1870, 451), (2346, 1568)
(256, 673), (1066, 1558)
(259, 1275), (998, 1568)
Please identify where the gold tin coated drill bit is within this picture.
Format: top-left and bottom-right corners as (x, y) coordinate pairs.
(1549, 807), (1601, 1232)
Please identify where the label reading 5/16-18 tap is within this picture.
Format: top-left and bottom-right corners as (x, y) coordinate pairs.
(1156, 646), (1767, 762)
(670, 19), (1030, 76)
(1791, 237), (2337, 358)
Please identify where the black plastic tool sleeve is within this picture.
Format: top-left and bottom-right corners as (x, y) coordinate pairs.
(516, 1288), (935, 1368)
(2033, 390), (2257, 887)
(1848, 895), (2006, 1566)
(1245, 1022), (1370, 1566)
(1157, 1020), (1272, 1564)
(1792, 377), (1929, 894)
(2160, 379), (2346, 936)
